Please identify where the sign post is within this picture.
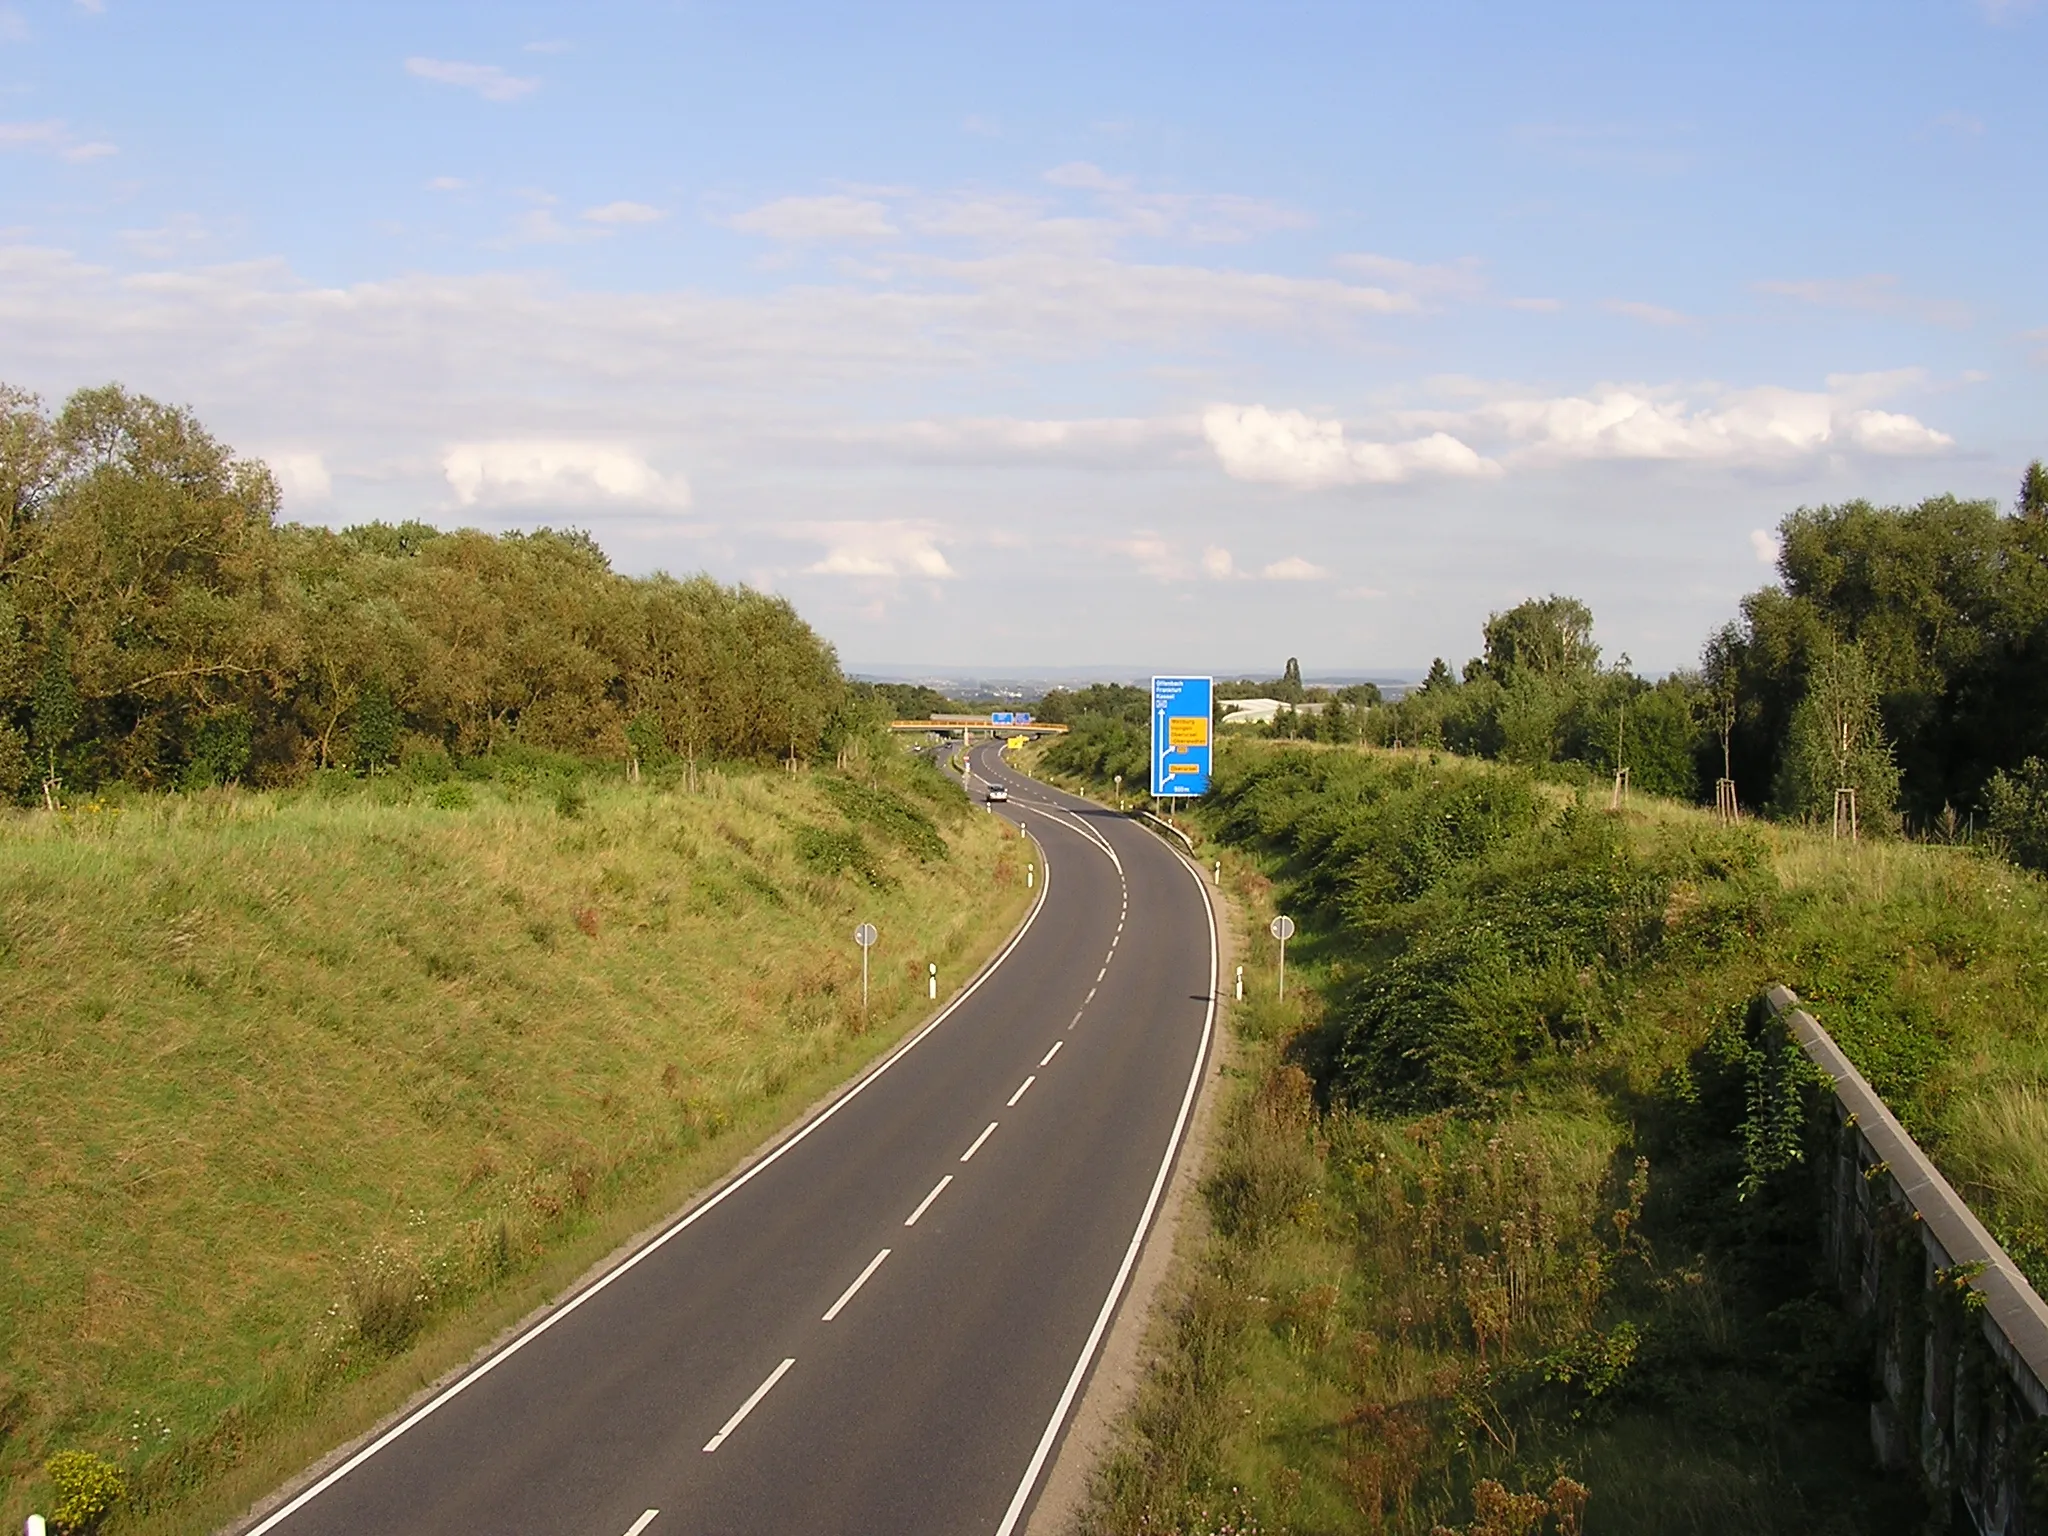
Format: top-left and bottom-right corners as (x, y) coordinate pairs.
(853, 922), (878, 1016)
(1270, 914), (1295, 1001)
(1150, 676), (1214, 800)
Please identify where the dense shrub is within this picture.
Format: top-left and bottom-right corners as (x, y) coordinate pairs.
(45, 1448), (124, 1532)
(1986, 757), (2048, 872)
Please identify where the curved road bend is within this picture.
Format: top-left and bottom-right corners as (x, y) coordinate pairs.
(241, 743), (1216, 1536)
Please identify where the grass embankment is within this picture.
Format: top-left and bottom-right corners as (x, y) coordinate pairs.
(0, 756), (1031, 1531)
(1065, 740), (2048, 1536)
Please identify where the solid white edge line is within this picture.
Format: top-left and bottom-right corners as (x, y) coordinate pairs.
(821, 1248), (892, 1322)
(623, 1511), (659, 1536)
(239, 810), (1053, 1535)
(1008, 1076), (1036, 1107)
(904, 1174), (952, 1227)
(991, 801), (1219, 1536)
(702, 1357), (796, 1453)
(1040, 1041), (1063, 1067)
(960, 1121), (999, 1162)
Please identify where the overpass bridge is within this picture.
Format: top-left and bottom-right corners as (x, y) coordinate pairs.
(889, 714), (1069, 740)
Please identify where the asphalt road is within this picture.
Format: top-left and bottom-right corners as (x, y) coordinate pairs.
(242, 743), (1217, 1536)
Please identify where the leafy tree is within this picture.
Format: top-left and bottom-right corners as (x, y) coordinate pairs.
(1985, 758), (2048, 870)
(1480, 595), (1598, 682)
(1771, 637), (1899, 828)
(1280, 656), (1303, 701)
(2021, 460), (2048, 521)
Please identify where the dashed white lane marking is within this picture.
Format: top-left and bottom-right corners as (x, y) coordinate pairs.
(1039, 1041), (1063, 1067)
(1068, 1010), (1085, 1030)
(1096, 966), (1107, 982)
(905, 1175), (952, 1227)
(703, 1358), (795, 1453)
(1085, 986), (1097, 1004)
(961, 1122), (999, 1162)
(1008, 1076), (1036, 1107)
(624, 1512), (659, 1536)
(822, 1249), (891, 1322)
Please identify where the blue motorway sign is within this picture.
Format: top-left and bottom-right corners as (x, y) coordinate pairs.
(1150, 676), (1213, 797)
(991, 712), (1014, 725)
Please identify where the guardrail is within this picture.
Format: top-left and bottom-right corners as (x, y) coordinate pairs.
(1137, 809), (1194, 853)
(1766, 984), (2048, 1532)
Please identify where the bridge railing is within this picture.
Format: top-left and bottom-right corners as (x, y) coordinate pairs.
(1767, 984), (2048, 1532)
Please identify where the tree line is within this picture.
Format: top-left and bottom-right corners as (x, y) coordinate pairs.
(1348, 465), (2048, 858)
(1038, 462), (2048, 862)
(0, 384), (856, 799)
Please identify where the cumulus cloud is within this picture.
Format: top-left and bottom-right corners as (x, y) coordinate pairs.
(1750, 529), (1782, 566)
(1201, 404), (1499, 488)
(1044, 161), (1132, 192)
(0, 119), (117, 161)
(442, 441), (688, 508)
(425, 175), (467, 191)
(800, 520), (953, 578)
(1201, 545), (1236, 578)
(404, 57), (538, 103)
(267, 451), (332, 506)
(729, 195), (897, 241)
(1485, 380), (1952, 462)
(583, 201), (664, 226)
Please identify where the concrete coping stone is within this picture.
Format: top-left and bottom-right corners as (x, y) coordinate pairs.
(1767, 983), (2048, 1416)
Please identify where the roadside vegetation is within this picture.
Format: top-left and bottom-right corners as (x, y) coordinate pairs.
(0, 750), (1031, 1531)
(0, 382), (1045, 1529)
(1048, 738), (2048, 1535)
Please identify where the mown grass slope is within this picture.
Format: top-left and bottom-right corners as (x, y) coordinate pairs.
(0, 759), (1031, 1530)
(1051, 740), (2048, 1536)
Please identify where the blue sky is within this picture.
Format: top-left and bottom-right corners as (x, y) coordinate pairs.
(3, 0), (2044, 675)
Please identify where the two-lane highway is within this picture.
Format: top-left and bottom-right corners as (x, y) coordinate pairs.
(242, 744), (1215, 1536)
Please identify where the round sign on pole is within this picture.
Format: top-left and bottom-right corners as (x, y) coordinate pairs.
(1269, 915), (1296, 941)
(854, 923), (878, 948)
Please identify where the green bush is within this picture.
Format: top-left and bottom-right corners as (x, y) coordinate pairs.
(1986, 757), (2048, 872)
(818, 774), (946, 860)
(430, 782), (474, 810)
(45, 1448), (125, 1532)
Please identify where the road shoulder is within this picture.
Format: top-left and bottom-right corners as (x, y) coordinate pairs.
(1022, 832), (1239, 1536)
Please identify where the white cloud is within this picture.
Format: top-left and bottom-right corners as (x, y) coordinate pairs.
(1335, 252), (1484, 302)
(1201, 404), (1499, 488)
(1112, 534), (1181, 581)
(524, 39), (572, 54)
(1754, 274), (1970, 328)
(1201, 545), (1236, 578)
(1261, 556), (1329, 581)
(800, 520), (953, 578)
(1508, 296), (1563, 312)
(1044, 161), (1132, 192)
(729, 195), (897, 241)
(1750, 529), (1782, 566)
(404, 57), (538, 103)
(2026, 326), (2048, 362)
(1842, 409), (1954, 454)
(442, 441), (688, 508)
(425, 176), (466, 192)
(1603, 298), (1694, 328)
(0, 119), (117, 162)
(583, 201), (664, 226)
(823, 415), (1183, 468)
(1931, 110), (1985, 136)
(268, 451), (332, 506)
(1485, 379), (1952, 463)
(0, 8), (29, 43)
